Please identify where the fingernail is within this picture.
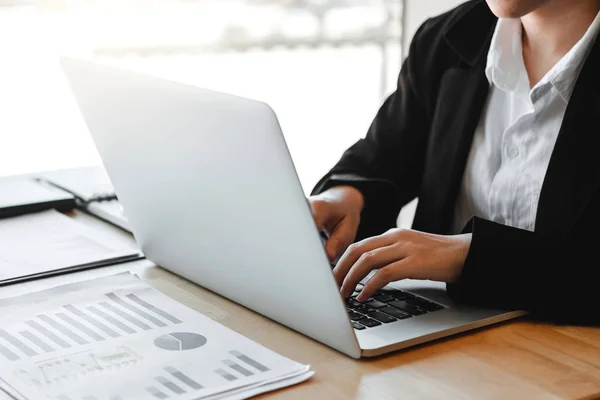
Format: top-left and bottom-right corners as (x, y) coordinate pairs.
(356, 293), (366, 302)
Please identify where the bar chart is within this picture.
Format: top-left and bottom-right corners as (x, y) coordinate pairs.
(45, 350), (272, 399)
(56, 394), (124, 400)
(214, 350), (271, 383)
(51, 364), (203, 400)
(143, 350), (271, 399)
(15, 347), (142, 388)
(36, 349), (275, 399)
(0, 291), (182, 362)
(0, 275), (312, 400)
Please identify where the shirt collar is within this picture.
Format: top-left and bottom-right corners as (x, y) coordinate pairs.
(486, 10), (600, 103)
(547, 9), (600, 103)
(485, 18), (525, 93)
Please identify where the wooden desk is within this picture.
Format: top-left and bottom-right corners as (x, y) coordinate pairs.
(2, 210), (600, 400)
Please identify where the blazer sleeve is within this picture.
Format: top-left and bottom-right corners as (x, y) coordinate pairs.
(311, 21), (432, 240)
(448, 217), (599, 325)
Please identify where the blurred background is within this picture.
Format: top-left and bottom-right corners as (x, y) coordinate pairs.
(0, 0), (462, 224)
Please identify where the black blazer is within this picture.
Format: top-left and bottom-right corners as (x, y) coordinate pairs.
(313, 0), (600, 324)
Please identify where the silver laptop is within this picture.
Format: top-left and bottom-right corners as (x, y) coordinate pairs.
(60, 57), (526, 358)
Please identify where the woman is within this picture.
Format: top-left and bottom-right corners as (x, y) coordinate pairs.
(310, 0), (600, 324)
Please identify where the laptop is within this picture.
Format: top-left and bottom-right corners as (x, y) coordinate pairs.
(60, 57), (526, 358)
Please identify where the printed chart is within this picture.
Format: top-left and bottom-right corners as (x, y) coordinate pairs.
(0, 273), (312, 400)
(0, 292), (182, 362)
(154, 333), (207, 351)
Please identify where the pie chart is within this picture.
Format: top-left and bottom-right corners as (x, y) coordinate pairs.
(154, 332), (207, 351)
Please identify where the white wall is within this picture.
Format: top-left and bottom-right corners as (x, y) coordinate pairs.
(396, 0), (466, 228)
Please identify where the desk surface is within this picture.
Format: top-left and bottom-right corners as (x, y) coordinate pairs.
(2, 210), (600, 400)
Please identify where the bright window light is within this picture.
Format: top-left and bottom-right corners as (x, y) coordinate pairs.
(0, 0), (403, 194)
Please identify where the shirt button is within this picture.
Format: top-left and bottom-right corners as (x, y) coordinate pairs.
(507, 146), (519, 159)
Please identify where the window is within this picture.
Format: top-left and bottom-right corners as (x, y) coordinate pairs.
(0, 0), (403, 193)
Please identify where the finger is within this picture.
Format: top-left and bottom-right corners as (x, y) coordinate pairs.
(325, 216), (359, 262)
(309, 201), (328, 232)
(357, 258), (414, 301)
(333, 233), (396, 286)
(340, 244), (408, 298)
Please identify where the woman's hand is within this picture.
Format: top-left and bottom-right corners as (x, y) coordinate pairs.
(334, 229), (472, 301)
(309, 186), (364, 262)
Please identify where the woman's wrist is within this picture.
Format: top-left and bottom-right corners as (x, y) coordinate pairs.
(332, 186), (364, 213)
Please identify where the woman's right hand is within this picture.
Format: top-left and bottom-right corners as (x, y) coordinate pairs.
(309, 186), (364, 263)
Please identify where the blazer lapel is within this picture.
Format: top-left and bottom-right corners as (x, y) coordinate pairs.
(535, 40), (600, 236)
(424, 1), (496, 234)
(425, 61), (491, 234)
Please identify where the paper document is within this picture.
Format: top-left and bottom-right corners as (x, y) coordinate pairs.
(40, 167), (116, 203)
(39, 168), (132, 232)
(87, 201), (131, 232)
(0, 273), (313, 400)
(0, 210), (141, 284)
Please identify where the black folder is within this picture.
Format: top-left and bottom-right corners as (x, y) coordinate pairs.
(0, 179), (76, 219)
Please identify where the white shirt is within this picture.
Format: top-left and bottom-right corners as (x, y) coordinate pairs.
(452, 12), (600, 234)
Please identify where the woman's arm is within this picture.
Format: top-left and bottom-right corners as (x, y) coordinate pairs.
(312, 18), (439, 240)
(447, 217), (599, 325)
(332, 217), (600, 325)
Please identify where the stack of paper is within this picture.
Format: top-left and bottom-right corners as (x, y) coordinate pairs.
(0, 273), (313, 399)
(86, 200), (131, 232)
(40, 167), (116, 203)
(0, 210), (142, 285)
(40, 167), (132, 232)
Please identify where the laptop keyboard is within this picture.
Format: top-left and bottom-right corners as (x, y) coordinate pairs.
(346, 285), (445, 330)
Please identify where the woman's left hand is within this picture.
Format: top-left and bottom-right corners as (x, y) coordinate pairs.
(334, 229), (472, 302)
